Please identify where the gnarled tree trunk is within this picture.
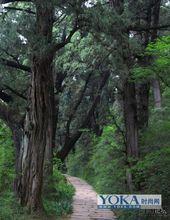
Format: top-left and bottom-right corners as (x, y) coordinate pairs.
(17, 58), (54, 212)
(15, 1), (55, 213)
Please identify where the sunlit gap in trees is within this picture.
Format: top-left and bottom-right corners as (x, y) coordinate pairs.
(85, 0), (97, 8)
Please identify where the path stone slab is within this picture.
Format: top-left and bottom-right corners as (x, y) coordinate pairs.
(63, 175), (116, 220)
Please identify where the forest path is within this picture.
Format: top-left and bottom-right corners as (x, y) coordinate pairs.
(62, 175), (116, 220)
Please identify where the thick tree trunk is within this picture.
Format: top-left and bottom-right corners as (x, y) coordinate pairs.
(15, 1), (55, 213)
(123, 80), (139, 192)
(16, 58), (54, 212)
(123, 80), (139, 159)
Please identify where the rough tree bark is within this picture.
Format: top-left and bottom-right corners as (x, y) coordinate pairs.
(17, 58), (54, 212)
(136, 82), (150, 129)
(15, 1), (55, 213)
(123, 80), (139, 159)
(123, 77), (139, 192)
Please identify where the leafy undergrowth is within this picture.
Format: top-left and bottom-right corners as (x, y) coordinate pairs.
(0, 191), (28, 220)
(0, 121), (26, 220)
(43, 161), (75, 218)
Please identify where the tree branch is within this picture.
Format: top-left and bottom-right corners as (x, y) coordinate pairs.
(66, 72), (93, 134)
(52, 23), (79, 53)
(0, 46), (19, 62)
(0, 0), (31, 4)
(4, 84), (27, 100)
(3, 6), (35, 15)
(81, 71), (110, 129)
(0, 58), (31, 73)
(57, 71), (110, 161)
(129, 24), (170, 32)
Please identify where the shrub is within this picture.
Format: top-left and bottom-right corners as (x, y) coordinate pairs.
(0, 121), (25, 220)
(43, 159), (75, 218)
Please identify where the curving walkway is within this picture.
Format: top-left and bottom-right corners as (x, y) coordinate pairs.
(63, 175), (116, 220)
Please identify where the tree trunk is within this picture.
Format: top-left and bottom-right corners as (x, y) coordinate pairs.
(57, 133), (82, 162)
(152, 79), (161, 109)
(123, 80), (139, 159)
(123, 80), (139, 192)
(151, 0), (162, 109)
(15, 1), (55, 213)
(110, 0), (139, 191)
(16, 57), (54, 212)
(136, 83), (150, 129)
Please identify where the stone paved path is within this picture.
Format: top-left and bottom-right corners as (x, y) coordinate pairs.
(63, 175), (116, 220)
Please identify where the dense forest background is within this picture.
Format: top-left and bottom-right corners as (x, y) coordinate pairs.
(0, 0), (170, 219)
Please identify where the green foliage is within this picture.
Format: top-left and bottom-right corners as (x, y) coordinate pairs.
(132, 65), (154, 81)
(147, 36), (170, 59)
(43, 160), (75, 218)
(123, 89), (170, 219)
(87, 126), (126, 193)
(132, 35), (170, 82)
(147, 36), (170, 82)
(0, 191), (28, 220)
(67, 144), (92, 179)
(0, 122), (14, 191)
(119, 147), (170, 220)
(68, 125), (127, 194)
(133, 147), (170, 206)
(140, 87), (170, 154)
(0, 121), (26, 220)
(68, 89), (170, 219)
